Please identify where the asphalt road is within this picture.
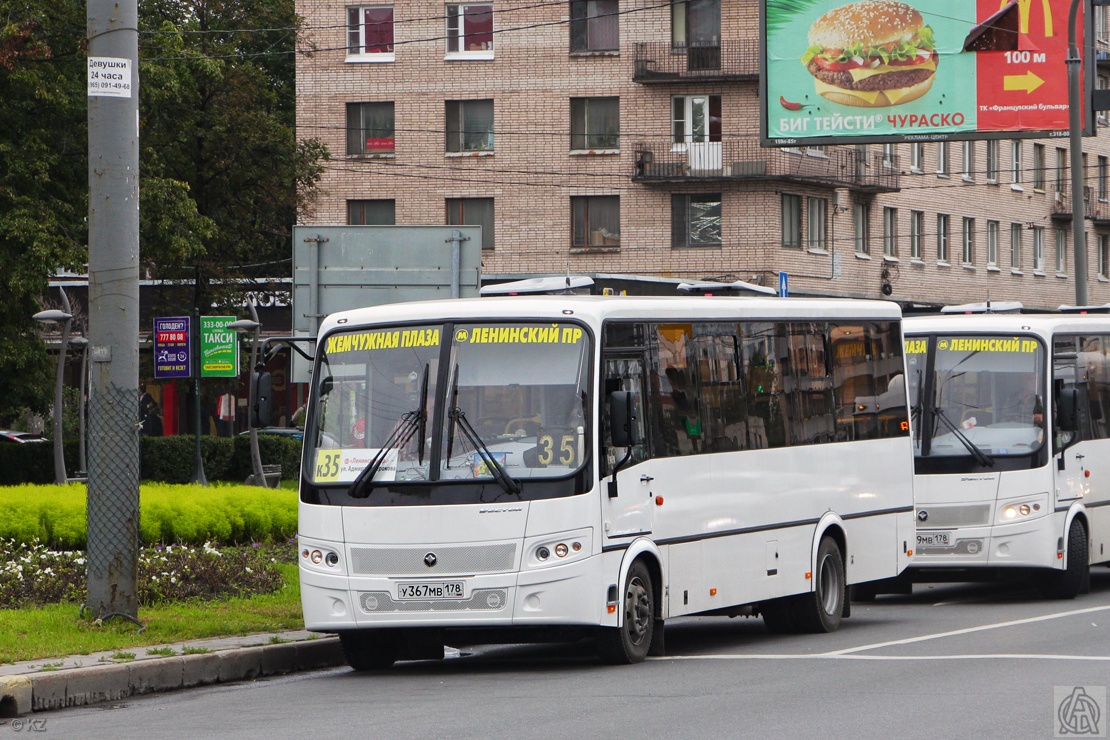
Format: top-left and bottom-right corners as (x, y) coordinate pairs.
(26, 570), (1110, 740)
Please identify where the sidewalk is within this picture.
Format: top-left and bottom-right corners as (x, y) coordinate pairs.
(0, 630), (344, 716)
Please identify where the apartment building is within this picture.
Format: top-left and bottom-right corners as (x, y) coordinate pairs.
(295, 0), (1110, 308)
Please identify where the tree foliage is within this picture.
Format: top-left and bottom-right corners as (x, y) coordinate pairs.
(0, 0), (328, 423)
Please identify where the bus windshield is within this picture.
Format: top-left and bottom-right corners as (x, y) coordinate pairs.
(908, 334), (1046, 460)
(309, 322), (590, 488)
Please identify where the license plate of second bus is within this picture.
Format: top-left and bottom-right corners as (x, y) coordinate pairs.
(917, 531), (953, 547)
(397, 581), (464, 600)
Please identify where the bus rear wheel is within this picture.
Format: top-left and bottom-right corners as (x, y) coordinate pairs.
(597, 560), (654, 664)
(1043, 521), (1089, 600)
(795, 537), (846, 633)
(339, 631), (398, 670)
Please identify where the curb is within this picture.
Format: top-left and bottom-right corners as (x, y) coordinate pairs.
(0, 636), (344, 716)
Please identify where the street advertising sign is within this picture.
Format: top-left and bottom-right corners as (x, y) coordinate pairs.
(762, 0), (1089, 146)
(153, 316), (191, 379)
(199, 316), (239, 378)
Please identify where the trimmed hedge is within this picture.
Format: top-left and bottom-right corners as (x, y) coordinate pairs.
(0, 483), (298, 549)
(0, 435), (302, 486)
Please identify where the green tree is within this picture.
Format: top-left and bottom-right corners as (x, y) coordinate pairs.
(138, 0), (328, 313)
(0, 1), (89, 424)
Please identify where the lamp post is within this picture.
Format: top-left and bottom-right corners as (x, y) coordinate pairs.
(69, 336), (89, 476)
(33, 303), (73, 485)
(228, 307), (265, 487)
(1068, 0), (1088, 305)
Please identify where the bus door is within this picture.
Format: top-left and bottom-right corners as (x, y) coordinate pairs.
(602, 354), (655, 539)
(1053, 335), (1102, 505)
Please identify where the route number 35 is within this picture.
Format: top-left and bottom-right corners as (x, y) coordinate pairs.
(537, 434), (575, 466)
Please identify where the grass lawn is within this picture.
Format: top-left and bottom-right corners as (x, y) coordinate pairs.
(0, 563), (304, 665)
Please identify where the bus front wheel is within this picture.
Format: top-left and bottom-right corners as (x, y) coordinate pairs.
(1043, 521), (1089, 600)
(597, 560), (654, 664)
(339, 630), (398, 671)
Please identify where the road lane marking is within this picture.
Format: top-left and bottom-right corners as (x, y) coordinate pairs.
(826, 603), (1110, 656)
(654, 653), (1110, 662)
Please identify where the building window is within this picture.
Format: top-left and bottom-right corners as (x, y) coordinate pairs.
(673, 193), (722, 247)
(962, 217), (974, 265)
(346, 102), (395, 155)
(1100, 156), (1108, 201)
(882, 144), (895, 168)
(1011, 140), (1023, 186)
(570, 97), (619, 150)
(672, 0), (721, 54)
(936, 142), (948, 176)
(1056, 147), (1068, 193)
(883, 207), (897, 257)
(986, 140), (999, 182)
(808, 197), (827, 251)
(937, 213), (949, 263)
(447, 4), (493, 54)
(910, 210), (923, 259)
(987, 220), (999, 267)
(671, 95), (722, 146)
(1033, 144), (1045, 190)
(445, 99), (494, 152)
(1011, 223), (1023, 270)
(446, 197), (494, 249)
(348, 199), (396, 225)
(854, 202), (870, 255)
(572, 195), (620, 247)
(910, 142), (924, 172)
(781, 194), (801, 249)
(570, 0), (618, 52)
(1056, 228), (1067, 273)
(962, 141), (974, 179)
(1099, 233), (1109, 278)
(347, 6), (394, 58)
(1032, 226), (1044, 272)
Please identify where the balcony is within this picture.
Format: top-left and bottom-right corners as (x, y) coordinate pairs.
(1051, 185), (1104, 220)
(632, 142), (901, 192)
(632, 41), (759, 83)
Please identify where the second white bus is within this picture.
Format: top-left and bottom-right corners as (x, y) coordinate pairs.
(902, 311), (1110, 598)
(298, 295), (916, 667)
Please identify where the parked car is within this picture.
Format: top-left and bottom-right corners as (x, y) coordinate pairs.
(238, 426), (304, 441)
(0, 430), (47, 444)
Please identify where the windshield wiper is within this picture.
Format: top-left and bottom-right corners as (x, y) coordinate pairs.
(448, 406), (522, 495)
(932, 406), (995, 467)
(348, 364), (430, 499)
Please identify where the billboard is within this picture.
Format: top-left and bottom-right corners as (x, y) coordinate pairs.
(761, 0), (1090, 146)
(199, 315), (239, 378)
(153, 316), (191, 379)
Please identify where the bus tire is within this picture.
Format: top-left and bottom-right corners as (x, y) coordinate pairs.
(339, 631), (398, 670)
(1044, 521), (1089, 600)
(795, 537), (845, 633)
(597, 560), (654, 664)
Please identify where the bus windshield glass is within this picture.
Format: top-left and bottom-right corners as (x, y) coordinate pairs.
(309, 322), (590, 486)
(909, 334), (1046, 459)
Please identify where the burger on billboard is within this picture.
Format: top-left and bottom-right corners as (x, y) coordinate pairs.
(801, 0), (937, 108)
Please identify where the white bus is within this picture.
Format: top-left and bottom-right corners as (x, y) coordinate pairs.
(902, 311), (1110, 598)
(298, 295), (916, 668)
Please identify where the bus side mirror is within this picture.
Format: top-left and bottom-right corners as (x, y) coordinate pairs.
(253, 372), (272, 427)
(609, 390), (639, 448)
(1057, 388), (1078, 433)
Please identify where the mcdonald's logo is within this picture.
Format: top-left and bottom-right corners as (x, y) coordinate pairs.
(1002, 0), (1054, 37)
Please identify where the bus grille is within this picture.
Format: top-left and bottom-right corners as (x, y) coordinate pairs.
(359, 589), (508, 613)
(349, 543), (517, 576)
(916, 504), (991, 528)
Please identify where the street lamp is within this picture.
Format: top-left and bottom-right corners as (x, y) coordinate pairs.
(228, 310), (266, 487)
(33, 304), (73, 485)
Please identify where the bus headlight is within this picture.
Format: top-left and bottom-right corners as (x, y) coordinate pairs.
(526, 529), (592, 568)
(1001, 501), (1041, 522)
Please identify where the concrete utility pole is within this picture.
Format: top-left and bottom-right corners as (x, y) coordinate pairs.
(86, 0), (141, 619)
(1068, 0), (1088, 306)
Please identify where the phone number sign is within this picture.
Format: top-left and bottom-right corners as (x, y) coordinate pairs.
(200, 316), (239, 378)
(154, 316), (192, 379)
(762, 0), (1085, 145)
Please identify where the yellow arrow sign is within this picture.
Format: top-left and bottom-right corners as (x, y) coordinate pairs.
(1004, 70), (1046, 93)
